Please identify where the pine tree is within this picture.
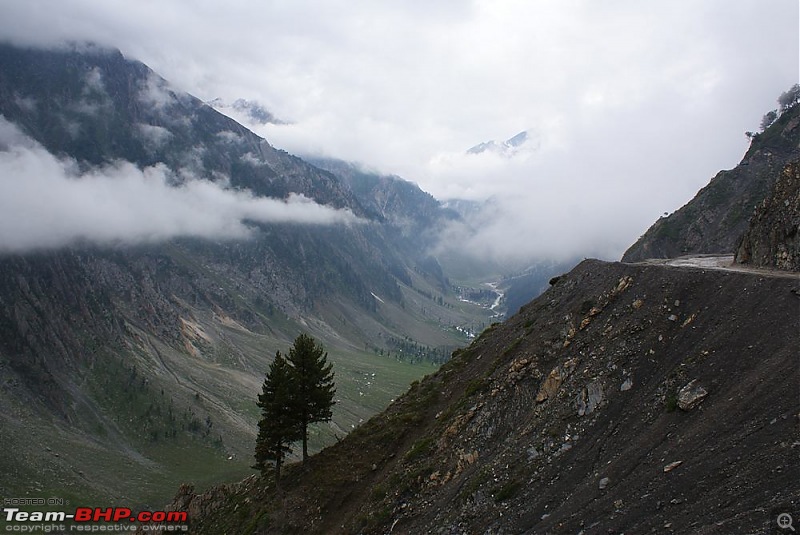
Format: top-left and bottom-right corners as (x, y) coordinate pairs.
(285, 333), (336, 463)
(253, 351), (302, 481)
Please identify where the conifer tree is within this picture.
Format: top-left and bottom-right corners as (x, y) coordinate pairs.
(285, 333), (336, 463)
(253, 351), (302, 481)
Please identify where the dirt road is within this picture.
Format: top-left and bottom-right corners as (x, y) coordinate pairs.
(632, 254), (800, 280)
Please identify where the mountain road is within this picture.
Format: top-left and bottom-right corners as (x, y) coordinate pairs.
(630, 254), (800, 280)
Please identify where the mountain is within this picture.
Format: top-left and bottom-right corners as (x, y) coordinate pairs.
(306, 157), (458, 231)
(5, 41), (795, 532)
(623, 102), (800, 262)
(467, 130), (538, 157)
(162, 100), (799, 534)
(307, 157), (464, 290)
(0, 44), (354, 206)
(0, 43), (497, 506)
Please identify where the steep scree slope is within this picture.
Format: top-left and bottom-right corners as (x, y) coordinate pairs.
(169, 258), (799, 534)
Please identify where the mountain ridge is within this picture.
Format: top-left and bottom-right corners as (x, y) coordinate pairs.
(623, 102), (800, 262)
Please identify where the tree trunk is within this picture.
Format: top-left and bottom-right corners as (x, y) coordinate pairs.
(302, 427), (308, 463)
(302, 413), (309, 463)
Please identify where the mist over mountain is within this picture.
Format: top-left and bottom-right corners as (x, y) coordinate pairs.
(0, 42), (499, 506)
(0, 35), (796, 535)
(208, 98), (286, 127)
(305, 157), (457, 230)
(165, 91), (800, 535)
(466, 130), (539, 158)
(0, 44), (368, 252)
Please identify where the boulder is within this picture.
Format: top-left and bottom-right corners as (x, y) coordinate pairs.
(677, 379), (708, 410)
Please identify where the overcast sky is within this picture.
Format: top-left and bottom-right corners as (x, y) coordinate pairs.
(0, 1), (797, 261)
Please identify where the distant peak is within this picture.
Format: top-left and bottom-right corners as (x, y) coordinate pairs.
(505, 130), (528, 147)
(466, 129), (538, 157)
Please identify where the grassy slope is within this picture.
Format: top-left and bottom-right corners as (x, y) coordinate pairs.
(0, 256), (494, 515)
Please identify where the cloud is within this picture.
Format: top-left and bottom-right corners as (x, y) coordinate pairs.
(0, 1), (796, 263)
(137, 71), (176, 111)
(135, 123), (173, 151)
(0, 118), (359, 253)
(240, 152), (267, 167)
(84, 66), (105, 93)
(68, 66), (113, 117)
(216, 130), (243, 145)
(424, 94), (732, 262)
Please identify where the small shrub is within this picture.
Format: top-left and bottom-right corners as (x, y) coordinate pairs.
(494, 480), (522, 502)
(464, 378), (484, 398)
(405, 437), (434, 461)
(579, 299), (595, 315)
(459, 468), (491, 502)
(502, 337), (523, 356)
(666, 393), (679, 412)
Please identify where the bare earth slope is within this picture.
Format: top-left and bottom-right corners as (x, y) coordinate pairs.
(171, 258), (800, 534)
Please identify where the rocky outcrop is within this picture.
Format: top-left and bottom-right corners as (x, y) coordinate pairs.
(735, 159), (800, 271)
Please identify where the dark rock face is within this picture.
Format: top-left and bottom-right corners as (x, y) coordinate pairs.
(174, 259), (798, 534)
(623, 105), (800, 261)
(735, 159), (800, 271)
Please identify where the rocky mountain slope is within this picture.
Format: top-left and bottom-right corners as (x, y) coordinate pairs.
(0, 43), (358, 207)
(168, 257), (799, 534)
(307, 157), (457, 231)
(735, 159), (800, 270)
(0, 43), (495, 506)
(623, 102), (800, 262)
(163, 96), (800, 535)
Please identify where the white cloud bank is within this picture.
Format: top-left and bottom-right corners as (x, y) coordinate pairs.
(0, 118), (358, 253)
(0, 0), (796, 262)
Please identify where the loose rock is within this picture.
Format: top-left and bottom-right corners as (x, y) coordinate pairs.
(663, 461), (683, 473)
(677, 379), (708, 410)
